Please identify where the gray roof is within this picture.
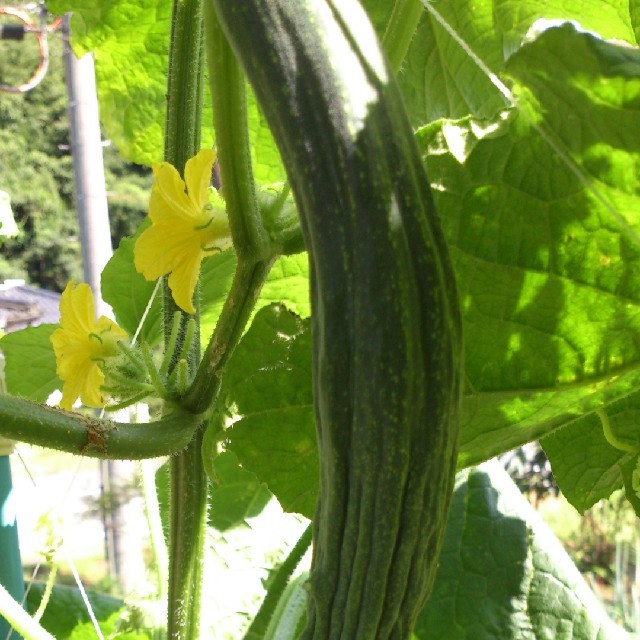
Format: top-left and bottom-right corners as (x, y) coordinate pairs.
(0, 280), (60, 332)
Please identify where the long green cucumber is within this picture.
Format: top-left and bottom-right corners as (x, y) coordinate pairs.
(211, 1), (463, 638)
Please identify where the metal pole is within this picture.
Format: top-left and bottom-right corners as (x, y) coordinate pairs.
(62, 16), (124, 591)
(0, 447), (23, 640)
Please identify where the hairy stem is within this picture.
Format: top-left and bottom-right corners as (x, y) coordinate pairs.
(184, 257), (274, 414)
(0, 395), (201, 459)
(0, 583), (54, 640)
(204, 1), (270, 261)
(382, 0), (423, 73)
(164, 1), (208, 638)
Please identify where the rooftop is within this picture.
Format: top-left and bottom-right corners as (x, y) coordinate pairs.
(0, 279), (60, 332)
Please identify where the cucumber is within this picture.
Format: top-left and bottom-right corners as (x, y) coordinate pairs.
(211, 1), (463, 637)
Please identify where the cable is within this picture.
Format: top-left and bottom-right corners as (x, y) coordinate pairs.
(0, 5), (50, 93)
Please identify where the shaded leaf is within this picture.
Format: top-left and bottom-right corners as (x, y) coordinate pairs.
(208, 450), (272, 531)
(223, 305), (317, 519)
(24, 583), (146, 640)
(414, 462), (627, 639)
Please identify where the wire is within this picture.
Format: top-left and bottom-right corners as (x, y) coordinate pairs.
(0, 4), (58, 94)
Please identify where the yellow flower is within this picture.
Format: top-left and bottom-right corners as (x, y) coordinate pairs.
(134, 149), (232, 314)
(51, 282), (128, 410)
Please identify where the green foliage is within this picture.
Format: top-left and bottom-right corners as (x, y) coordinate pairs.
(207, 450), (272, 532)
(415, 462), (627, 639)
(0, 324), (60, 401)
(0, 29), (151, 291)
(222, 304), (316, 519)
(3, 1), (640, 638)
(25, 583), (149, 639)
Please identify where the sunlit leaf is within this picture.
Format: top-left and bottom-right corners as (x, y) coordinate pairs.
(0, 325), (60, 401)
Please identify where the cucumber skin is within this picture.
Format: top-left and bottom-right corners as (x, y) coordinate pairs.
(211, 2), (463, 638)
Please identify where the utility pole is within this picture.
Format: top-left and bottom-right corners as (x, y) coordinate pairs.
(62, 16), (126, 592)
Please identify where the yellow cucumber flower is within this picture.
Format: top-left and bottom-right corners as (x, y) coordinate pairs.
(51, 282), (128, 410)
(134, 149), (232, 314)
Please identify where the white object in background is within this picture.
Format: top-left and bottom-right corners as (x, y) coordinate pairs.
(0, 191), (18, 238)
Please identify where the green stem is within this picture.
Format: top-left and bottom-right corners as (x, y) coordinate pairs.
(165, 0), (205, 174)
(598, 409), (639, 454)
(33, 564), (57, 622)
(204, 1), (270, 260)
(164, 2), (208, 639)
(183, 257), (274, 414)
(0, 395), (201, 459)
(244, 523), (313, 640)
(382, 0), (423, 73)
(0, 583), (54, 640)
(167, 428), (208, 640)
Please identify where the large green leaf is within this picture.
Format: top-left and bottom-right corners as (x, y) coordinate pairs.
(0, 325), (60, 402)
(223, 304), (317, 519)
(47, 0), (177, 166)
(416, 26), (640, 467)
(47, 0), (285, 176)
(395, 0), (636, 126)
(414, 461), (627, 639)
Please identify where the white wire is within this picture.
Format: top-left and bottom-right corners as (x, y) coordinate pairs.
(12, 449), (106, 639)
(63, 548), (105, 640)
(132, 279), (161, 346)
(420, 0), (640, 248)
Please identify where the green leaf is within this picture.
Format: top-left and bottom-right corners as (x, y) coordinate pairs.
(0, 325), (61, 401)
(417, 26), (640, 467)
(200, 252), (310, 346)
(247, 88), (286, 185)
(414, 461), (627, 639)
(541, 412), (626, 513)
(47, 0), (182, 166)
(46, 1), (286, 175)
(397, 0), (636, 126)
(223, 304), (317, 519)
(208, 450), (272, 531)
(24, 583), (146, 640)
(258, 254), (310, 318)
(102, 236), (163, 345)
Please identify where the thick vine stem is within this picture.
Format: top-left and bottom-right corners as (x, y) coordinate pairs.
(163, 1), (208, 639)
(382, 0), (423, 73)
(0, 395), (202, 459)
(204, 1), (270, 261)
(183, 257), (274, 414)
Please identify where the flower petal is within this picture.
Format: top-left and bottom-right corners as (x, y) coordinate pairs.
(185, 149), (216, 211)
(134, 221), (202, 281)
(167, 248), (204, 314)
(59, 282), (95, 335)
(149, 162), (199, 223)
